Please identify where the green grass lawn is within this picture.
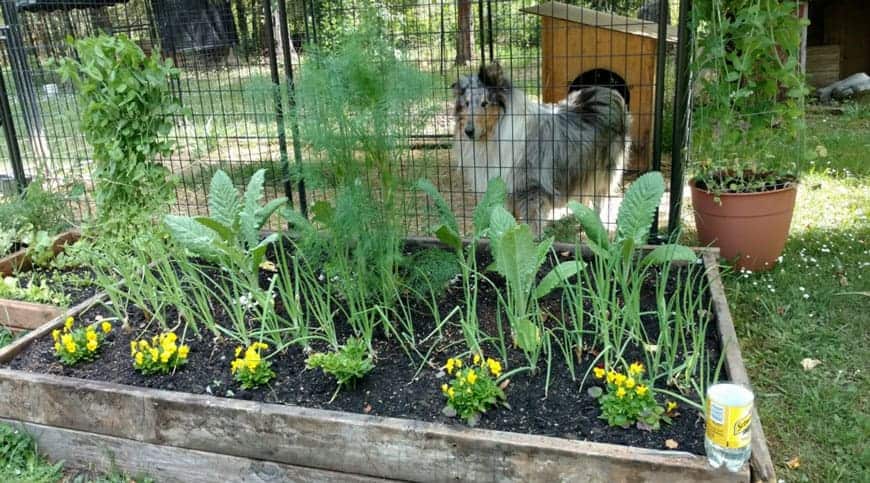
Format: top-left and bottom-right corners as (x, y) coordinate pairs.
(721, 105), (869, 481)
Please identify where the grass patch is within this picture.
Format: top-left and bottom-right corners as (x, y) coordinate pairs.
(0, 423), (63, 482)
(695, 106), (869, 481)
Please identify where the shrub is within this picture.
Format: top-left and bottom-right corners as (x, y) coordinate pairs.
(57, 34), (181, 230)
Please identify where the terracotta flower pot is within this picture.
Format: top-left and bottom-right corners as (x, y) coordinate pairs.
(690, 179), (797, 272)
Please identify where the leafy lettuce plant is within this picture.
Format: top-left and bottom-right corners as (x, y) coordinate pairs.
(164, 168), (285, 285)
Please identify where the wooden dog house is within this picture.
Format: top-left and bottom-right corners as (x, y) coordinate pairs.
(522, 1), (676, 171)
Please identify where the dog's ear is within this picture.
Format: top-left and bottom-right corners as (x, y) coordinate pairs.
(478, 62), (510, 91)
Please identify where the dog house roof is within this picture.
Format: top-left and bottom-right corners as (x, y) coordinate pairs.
(522, 1), (678, 43)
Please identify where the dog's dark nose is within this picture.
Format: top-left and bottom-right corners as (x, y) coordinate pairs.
(464, 126), (475, 139)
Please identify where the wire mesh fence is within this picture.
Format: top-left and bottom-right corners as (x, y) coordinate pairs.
(0, 0), (690, 236)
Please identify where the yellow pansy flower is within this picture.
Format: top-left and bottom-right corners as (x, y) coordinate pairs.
(54, 342), (61, 352)
(441, 383), (449, 393)
(160, 351), (172, 363)
(445, 358), (456, 374)
(178, 345), (190, 359)
(447, 387), (455, 398)
(235, 346), (243, 357)
(635, 384), (648, 396)
(616, 387), (627, 398)
(86, 340), (98, 352)
(135, 352), (144, 366)
(101, 321), (112, 334)
(486, 358), (502, 377)
(614, 373), (627, 386)
(473, 354), (481, 365)
(666, 401), (678, 413)
(64, 317), (74, 330)
(606, 371), (618, 384)
(466, 370), (478, 385)
(593, 367), (606, 379)
(629, 361), (645, 376)
(149, 348), (159, 361)
(625, 377), (636, 389)
(51, 329), (60, 341)
(86, 330), (97, 342)
(65, 342), (76, 353)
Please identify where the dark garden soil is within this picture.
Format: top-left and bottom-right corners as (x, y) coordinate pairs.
(7, 244), (717, 456)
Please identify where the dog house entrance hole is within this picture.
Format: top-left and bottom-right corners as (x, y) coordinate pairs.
(569, 69), (630, 107)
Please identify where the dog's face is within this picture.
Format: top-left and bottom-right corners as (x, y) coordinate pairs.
(452, 63), (511, 141)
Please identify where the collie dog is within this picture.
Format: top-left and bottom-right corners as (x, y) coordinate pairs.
(452, 63), (630, 234)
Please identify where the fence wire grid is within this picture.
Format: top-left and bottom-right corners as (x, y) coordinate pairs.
(0, 0), (691, 237)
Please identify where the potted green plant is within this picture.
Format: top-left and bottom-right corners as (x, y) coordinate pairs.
(689, 0), (809, 271)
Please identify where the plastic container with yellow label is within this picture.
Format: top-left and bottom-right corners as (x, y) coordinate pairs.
(705, 383), (753, 471)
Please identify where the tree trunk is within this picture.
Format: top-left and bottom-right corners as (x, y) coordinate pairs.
(455, 0), (473, 66)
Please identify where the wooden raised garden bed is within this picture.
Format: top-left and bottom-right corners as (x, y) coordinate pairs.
(0, 246), (774, 482)
(0, 229), (80, 277)
(0, 230), (83, 333)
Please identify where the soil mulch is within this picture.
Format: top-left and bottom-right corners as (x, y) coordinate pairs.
(7, 245), (715, 456)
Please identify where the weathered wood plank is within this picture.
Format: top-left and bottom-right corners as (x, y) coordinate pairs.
(704, 252), (776, 483)
(1, 419), (392, 483)
(0, 369), (746, 482)
(0, 299), (64, 331)
(0, 290), (105, 364)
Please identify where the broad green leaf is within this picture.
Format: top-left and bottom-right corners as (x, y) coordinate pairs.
(434, 225), (462, 252)
(641, 244), (698, 266)
(534, 260), (585, 299)
(492, 223), (540, 296)
(194, 216), (234, 243)
(240, 169), (267, 249)
(416, 178), (459, 235)
(616, 171), (665, 245)
(472, 178), (507, 237)
(255, 197), (288, 228)
(251, 233), (280, 271)
(281, 207), (314, 235)
(488, 205), (517, 242)
(568, 201), (610, 250)
(514, 319), (540, 353)
(207, 169), (240, 227)
(164, 215), (222, 260)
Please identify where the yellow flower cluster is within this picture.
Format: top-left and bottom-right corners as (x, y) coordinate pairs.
(595, 362), (648, 399)
(440, 355), (508, 423)
(231, 342), (268, 374)
(130, 331), (190, 375)
(230, 342), (275, 389)
(53, 317), (111, 365)
(445, 354), (502, 378)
